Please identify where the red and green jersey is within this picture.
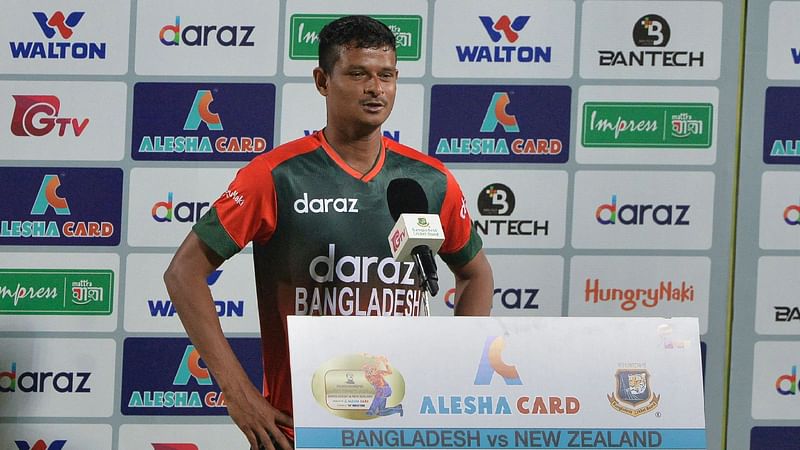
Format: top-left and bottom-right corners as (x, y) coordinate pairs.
(193, 130), (481, 433)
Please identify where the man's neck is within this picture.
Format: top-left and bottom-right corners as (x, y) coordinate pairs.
(323, 126), (383, 175)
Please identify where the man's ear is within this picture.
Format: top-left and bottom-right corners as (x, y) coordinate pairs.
(313, 67), (329, 96)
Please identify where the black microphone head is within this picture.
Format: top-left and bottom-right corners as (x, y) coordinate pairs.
(387, 178), (428, 221)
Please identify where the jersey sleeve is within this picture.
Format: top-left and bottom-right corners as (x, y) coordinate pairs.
(192, 158), (278, 259)
(437, 169), (482, 267)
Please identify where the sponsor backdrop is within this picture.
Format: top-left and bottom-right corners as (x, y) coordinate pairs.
(0, 0), (770, 448)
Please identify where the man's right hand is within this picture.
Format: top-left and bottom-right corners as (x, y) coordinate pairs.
(225, 382), (294, 450)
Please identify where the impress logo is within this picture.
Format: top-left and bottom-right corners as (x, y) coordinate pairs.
(581, 102), (712, 148)
(0, 268), (114, 315)
(456, 15), (550, 63)
(122, 337), (262, 415)
(11, 95), (90, 137)
(159, 16), (254, 47)
(10, 11), (106, 60)
(132, 83), (275, 161)
(430, 86), (569, 163)
(0, 168), (122, 246)
(14, 440), (67, 450)
(598, 14), (704, 68)
(289, 14), (422, 61)
(595, 195), (690, 226)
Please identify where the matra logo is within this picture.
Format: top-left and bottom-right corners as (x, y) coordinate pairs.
(14, 440), (67, 450)
(595, 194), (690, 226)
(11, 95), (90, 137)
(293, 193), (359, 214)
(160, 16), (255, 47)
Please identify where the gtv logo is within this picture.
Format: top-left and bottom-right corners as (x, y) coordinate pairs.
(474, 336), (522, 385)
(595, 194), (690, 226)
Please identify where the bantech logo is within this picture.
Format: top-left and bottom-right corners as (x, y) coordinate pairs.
(289, 14), (422, 61)
(11, 95), (90, 137)
(0, 268), (113, 315)
(159, 16), (254, 47)
(429, 85), (570, 163)
(10, 11), (106, 60)
(456, 15), (550, 64)
(122, 337), (262, 415)
(582, 102), (712, 148)
(595, 194), (691, 226)
(14, 440), (66, 450)
(132, 83), (275, 161)
(474, 183), (548, 237)
(0, 168), (122, 246)
(598, 14), (704, 68)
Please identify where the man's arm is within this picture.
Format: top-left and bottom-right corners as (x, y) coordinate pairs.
(163, 231), (293, 450)
(449, 249), (493, 316)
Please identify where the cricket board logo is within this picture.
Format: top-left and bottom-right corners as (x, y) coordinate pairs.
(607, 368), (660, 417)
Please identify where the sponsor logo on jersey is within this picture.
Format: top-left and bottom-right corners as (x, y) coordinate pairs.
(159, 17), (254, 47)
(0, 269), (113, 315)
(133, 83), (275, 161)
(10, 95), (90, 137)
(473, 184), (549, 237)
(582, 102), (712, 148)
(595, 195), (691, 226)
(14, 440), (67, 450)
(122, 338), (262, 415)
(289, 14), (422, 61)
(429, 85), (570, 163)
(0, 168), (122, 246)
(0, 362), (91, 394)
(9, 11), (107, 60)
(608, 366), (660, 417)
(598, 14), (704, 68)
(293, 193), (359, 214)
(584, 278), (695, 311)
(455, 15), (550, 64)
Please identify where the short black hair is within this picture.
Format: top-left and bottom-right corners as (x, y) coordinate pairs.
(318, 15), (396, 74)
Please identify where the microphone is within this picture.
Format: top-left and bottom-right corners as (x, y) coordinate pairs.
(386, 178), (444, 297)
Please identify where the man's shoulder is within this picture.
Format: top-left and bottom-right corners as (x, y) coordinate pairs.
(383, 138), (447, 174)
(249, 133), (323, 170)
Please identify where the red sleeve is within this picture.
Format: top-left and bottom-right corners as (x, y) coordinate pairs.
(438, 169), (473, 254)
(212, 158), (277, 248)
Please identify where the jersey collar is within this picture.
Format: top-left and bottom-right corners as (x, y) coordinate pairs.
(317, 130), (386, 182)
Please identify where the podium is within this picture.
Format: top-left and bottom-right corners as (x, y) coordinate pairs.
(288, 316), (706, 449)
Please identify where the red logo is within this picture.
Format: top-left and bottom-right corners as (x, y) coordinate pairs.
(10, 95), (89, 137)
(390, 229), (406, 253)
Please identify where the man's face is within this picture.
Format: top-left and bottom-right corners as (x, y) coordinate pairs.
(317, 45), (398, 132)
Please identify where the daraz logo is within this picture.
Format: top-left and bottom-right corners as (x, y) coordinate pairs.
(15, 440), (66, 450)
(288, 14), (422, 61)
(582, 102), (712, 148)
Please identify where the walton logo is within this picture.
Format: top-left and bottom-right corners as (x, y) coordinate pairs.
(31, 175), (70, 215)
(11, 96), (90, 137)
(474, 336), (522, 385)
(159, 16), (255, 47)
(595, 195), (691, 226)
(15, 440), (67, 450)
(456, 15), (550, 63)
(784, 200), (800, 225)
(151, 445), (198, 450)
(10, 11), (106, 60)
(480, 92), (519, 133)
(184, 90), (222, 131)
(632, 15), (670, 47)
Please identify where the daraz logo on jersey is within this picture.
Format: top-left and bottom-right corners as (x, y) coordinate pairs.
(0, 168), (122, 246)
(429, 85), (569, 163)
(132, 83), (275, 161)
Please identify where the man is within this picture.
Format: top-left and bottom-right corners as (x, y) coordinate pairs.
(164, 15), (493, 450)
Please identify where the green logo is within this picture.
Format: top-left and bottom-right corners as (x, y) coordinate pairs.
(0, 269), (114, 315)
(289, 14), (423, 61)
(417, 217), (429, 227)
(582, 102), (713, 148)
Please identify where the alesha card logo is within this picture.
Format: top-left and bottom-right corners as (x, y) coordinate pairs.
(311, 353), (405, 420)
(474, 336), (522, 385)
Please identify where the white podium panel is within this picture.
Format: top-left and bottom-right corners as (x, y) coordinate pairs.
(289, 316), (705, 449)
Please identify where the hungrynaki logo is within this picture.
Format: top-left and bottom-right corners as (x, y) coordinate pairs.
(584, 278), (695, 311)
(608, 366), (660, 417)
(0, 168), (122, 246)
(474, 184), (548, 237)
(598, 14), (704, 68)
(151, 445), (198, 450)
(595, 195), (690, 226)
(10, 95), (90, 137)
(0, 362), (91, 394)
(419, 335), (579, 416)
(148, 270), (245, 319)
(430, 86), (569, 163)
(122, 337), (262, 416)
(456, 16), (550, 64)
(151, 192), (210, 224)
(289, 14), (422, 62)
(159, 16), (255, 47)
(14, 440), (67, 450)
(10, 11), (106, 60)
(132, 83), (275, 161)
